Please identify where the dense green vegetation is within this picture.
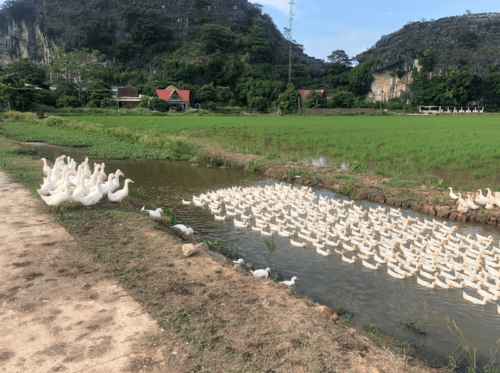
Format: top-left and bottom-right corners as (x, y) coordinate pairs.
(3, 111), (500, 189)
(409, 49), (500, 110)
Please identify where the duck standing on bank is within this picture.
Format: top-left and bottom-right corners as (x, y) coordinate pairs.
(108, 178), (134, 204)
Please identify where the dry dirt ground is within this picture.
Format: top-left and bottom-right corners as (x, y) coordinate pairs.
(0, 171), (165, 372)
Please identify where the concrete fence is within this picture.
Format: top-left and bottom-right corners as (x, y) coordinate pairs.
(305, 108), (376, 115)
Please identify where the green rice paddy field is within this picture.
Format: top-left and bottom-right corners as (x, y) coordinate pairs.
(74, 115), (500, 188)
(3, 113), (500, 190)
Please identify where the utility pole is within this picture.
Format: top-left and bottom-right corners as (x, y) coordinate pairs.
(288, 0), (295, 82)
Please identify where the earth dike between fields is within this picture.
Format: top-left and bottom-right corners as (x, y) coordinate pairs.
(0, 138), (441, 373)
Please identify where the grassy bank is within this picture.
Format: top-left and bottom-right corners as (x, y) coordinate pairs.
(0, 111), (196, 160)
(0, 135), (446, 372)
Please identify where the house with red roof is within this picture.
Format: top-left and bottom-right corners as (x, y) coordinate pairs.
(155, 85), (190, 110)
(298, 89), (326, 103)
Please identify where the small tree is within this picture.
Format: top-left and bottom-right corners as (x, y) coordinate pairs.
(87, 100), (99, 108)
(200, 24), (235, 54)
(302, 91), (327, 109)
(56, 95), (81, 108)
(277, 83), (298, 113)
(249, 96), (268, 112)
(139, 96), (150, 108)
(149, 97), (170, 112)
(101, 97), (116, 108)
(328, 91), (357, 108)
(203, 101), (217, 112)
(46, 47), (106, 101)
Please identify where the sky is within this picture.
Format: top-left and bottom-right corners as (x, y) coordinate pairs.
(1, 0), (498, 61)
(250, 0), (500, 61)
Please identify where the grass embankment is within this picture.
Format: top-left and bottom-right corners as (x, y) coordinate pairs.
(0, 136), (442, 372)
(0, 111), (196, 160)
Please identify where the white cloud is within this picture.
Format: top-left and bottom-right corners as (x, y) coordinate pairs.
(250, 0), (290, 14)
(386, 12), (395, 16)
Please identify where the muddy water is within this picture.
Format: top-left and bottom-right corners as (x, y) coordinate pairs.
(35, 143), (500, 368)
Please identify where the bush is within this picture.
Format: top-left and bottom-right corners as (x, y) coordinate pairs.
(56, 95), (81, 108)
(87, 100), (99, 108)
(328, 91), (357, 108)
(149, 97), (170, 112)
(203, 101), (217, 112)
(249, 96), (268, 112)
(139, 96), (150, 108)
(101, 97), (117, 108)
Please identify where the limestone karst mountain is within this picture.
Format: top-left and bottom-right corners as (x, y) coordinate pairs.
(356, 13), (500, 102)
(0, 0), (323, 68)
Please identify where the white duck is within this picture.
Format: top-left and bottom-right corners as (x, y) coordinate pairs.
(79, 179), (104, 208)
(41, 158), (51, 177)
(467, 195), (479, 209)
(234, 219), (248, 228)
(40, 181), (72, 210)
(173, 224), (194, 235)
(69, 172), (90, 204)
(316, 247), (332, 256)
(290, 239), (307, 248)
(141, 206), (164, 218)
(281, 276), (299, 286)
(37, 168), (53, 196)
(88, 173), (114, 195)
(111, 170), (124, 191)
(448, 187), (458, 200)
(251, 268), (271, 278)
(108, 178), (134, 204)
(233, 259), (245, 264)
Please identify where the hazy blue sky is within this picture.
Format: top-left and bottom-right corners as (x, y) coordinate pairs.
(251, 0), (500, 61)
(1, 0), (498, 61)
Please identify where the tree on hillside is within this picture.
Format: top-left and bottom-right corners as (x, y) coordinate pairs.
(247, 18), (274, 63)
(200, 24), (235, 54)
(327, 50), (353, 66)
(326, 50), (354, 75)
(277, 83), (298, 113)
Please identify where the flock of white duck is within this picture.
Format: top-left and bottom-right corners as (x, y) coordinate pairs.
(449, 187), (500, 213)
(37, 155), (133, 209)
(187, 183), (500, 312)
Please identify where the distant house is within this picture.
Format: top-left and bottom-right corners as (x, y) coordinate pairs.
(155, 85), (190, 110)
(113, 85), (141, 109)
(298, 89), (326, 103)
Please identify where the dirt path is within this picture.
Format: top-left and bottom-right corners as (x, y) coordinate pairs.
(0, 170), (165, 372)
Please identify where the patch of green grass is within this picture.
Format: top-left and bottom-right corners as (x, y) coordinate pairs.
(402, 317), (426, 335)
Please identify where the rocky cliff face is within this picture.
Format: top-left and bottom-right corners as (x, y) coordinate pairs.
(356, 13), (500, 102)
(0, 0), (323, 68)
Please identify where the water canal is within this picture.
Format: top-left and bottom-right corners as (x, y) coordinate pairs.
(33, 143), (500, 368)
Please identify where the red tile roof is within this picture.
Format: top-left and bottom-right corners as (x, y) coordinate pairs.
(156, 88), (190, 102)
(298, 90), (325, 101)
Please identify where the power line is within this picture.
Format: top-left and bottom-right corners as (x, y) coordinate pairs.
(288, 0), (295, 82)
